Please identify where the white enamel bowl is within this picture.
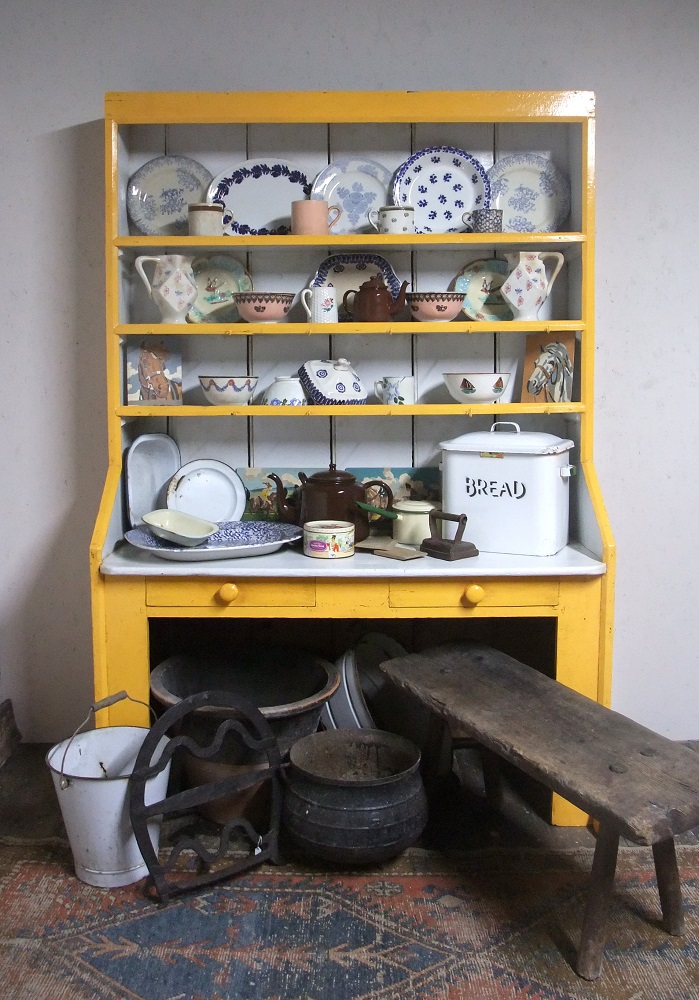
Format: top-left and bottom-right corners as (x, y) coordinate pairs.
(142, 509), (218, 547)
(443, 372), (511, 404)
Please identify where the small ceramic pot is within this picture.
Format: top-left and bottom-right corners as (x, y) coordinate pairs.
(235, 292), (294, 323)
(303, 520), (355, 559)
(260, 376), (307, 406)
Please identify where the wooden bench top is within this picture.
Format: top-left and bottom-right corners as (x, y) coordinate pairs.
(379, 643), (699, 846)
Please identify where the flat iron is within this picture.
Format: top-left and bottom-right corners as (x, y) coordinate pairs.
(420, 510), (479, 561)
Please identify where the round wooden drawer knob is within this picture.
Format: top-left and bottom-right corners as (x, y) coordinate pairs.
(218, 583), (239, 603)
(463, 584), (485, 606)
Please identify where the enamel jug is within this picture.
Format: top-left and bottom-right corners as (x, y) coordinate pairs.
(500, 252), (564, 321)
(134, 255), (198, 323)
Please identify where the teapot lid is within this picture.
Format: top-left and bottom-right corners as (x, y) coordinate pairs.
(305, 464), (357, 484)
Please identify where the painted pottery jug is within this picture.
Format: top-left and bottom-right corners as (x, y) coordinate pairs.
(500, 251), (564, 321)
(343, 275), (408, 322)
(134, 255), (198, 323)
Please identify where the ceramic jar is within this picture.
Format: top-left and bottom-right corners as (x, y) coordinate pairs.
(260, 376), (307, 406)
(298, 358), (366, 405)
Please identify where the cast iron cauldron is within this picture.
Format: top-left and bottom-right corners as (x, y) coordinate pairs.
(282, 729), (428, 865)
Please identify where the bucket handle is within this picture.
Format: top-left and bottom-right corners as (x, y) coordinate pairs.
(58, 690), (155, 789)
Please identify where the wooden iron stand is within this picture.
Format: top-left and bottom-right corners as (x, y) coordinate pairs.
(379, 642), (699, 980)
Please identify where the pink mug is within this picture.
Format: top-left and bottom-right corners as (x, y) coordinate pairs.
(291, 199), (342, 235)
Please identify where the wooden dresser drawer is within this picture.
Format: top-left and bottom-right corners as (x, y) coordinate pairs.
(146, 578), (316, 608)
(389, 578), (559, 609)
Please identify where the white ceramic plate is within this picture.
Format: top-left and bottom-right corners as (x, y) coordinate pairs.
(125, 521), (302, 562)
(310, 253), (403, 319)
(166, 460), (247, 522)
(392, 145), (490, 234)
(311, 157), (393, 234)
(126, 155), (213, 236)
(207, 158), (311, 235)
(454, 259), (514, 321)
(187, 254), (253, 323)
(487, 153), (570, 232)
(125, 434), (181, 527)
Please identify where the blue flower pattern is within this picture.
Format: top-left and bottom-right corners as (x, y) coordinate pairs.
(508, 184), (538, 213)
(393, 146), (490, 233)
(212, 162), (311, 235)
(336, 182), (378, 227)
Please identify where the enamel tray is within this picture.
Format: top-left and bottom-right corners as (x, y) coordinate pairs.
(311, 157), (393, 234)
(126, 155), (213, 237)
(125, 521), (302, 562)
(454, 259), (514, 322)
(166, 460), (247, 523)
(187, 254), (253, 323)
(392, 145), (490, 234)
(207, 158), (311, 235)
(487, 153), (570, 232)
(125, 433), (181, 527)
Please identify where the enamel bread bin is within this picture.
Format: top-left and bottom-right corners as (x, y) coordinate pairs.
(440, 422), (575, 556)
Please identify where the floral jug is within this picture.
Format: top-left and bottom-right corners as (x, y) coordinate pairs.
(134, 255), (198, 323)
(500, 252), (564, 321)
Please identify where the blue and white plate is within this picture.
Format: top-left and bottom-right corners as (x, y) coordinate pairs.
(487, 153), (570, 232)
(126, 155), (213, 236)
(125, 521), (302, 562)
(311, 253), (403, 319)
(207, 158), (311, 236)
(392, 146), (490, 234)
(454, 259), (513, 322)
(187, 254), (253, 323)
(311, 157), (393, 234)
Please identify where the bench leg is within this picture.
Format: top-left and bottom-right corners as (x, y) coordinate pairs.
(652, 837), (685, 935)
(478, 747), (505, 812)
(576, 822), (620, 980)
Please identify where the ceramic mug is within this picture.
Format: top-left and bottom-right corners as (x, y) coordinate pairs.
(292, 199), (342, 235)
(368, 205), (415, 234)
(188, 202), (224, 236)
(374, 375), (416, 405)
(300, 287), (339, 323)
(462, 208), (503, 233)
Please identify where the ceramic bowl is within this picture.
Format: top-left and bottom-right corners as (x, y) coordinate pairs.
(234, 292), (294, 323)
(198, 375), (259, 405)
(443, 372), (511, 403)
(407, 292), (464, 322)
(141, 509), (218, 546)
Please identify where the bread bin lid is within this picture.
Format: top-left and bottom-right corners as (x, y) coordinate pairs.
(440, 421), (574, 456)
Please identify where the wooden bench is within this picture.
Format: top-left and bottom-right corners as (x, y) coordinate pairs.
(378, 642), (699, 980)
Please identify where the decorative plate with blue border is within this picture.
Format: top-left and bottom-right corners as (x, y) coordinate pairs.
(125, 521), (302, 562)
(487, 153), (570, 232)
(207, 159), (311, 236)
(311, 157), (393, 234)
(126, 155), (213, 236)
(310, 253), (403, 319)
(392, 146), (490, 234)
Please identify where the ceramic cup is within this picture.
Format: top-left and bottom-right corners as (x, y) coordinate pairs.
(462, 208), (503, 233)
(368, 205), (415, 234)
(291, 199), (342, 235)
(300, 287), (339, 323)
(374, 375), (416, 405)
(188, 202), (224, 236)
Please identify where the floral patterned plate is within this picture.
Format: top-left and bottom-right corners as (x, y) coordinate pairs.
(187, 254), (253, 323)
(487, 153), (570, 232)
(208, 158), (311, 236)
(126, 155), (213, 236)
(454, 259), (514, 322)
(310, 157), (393, 234)
(392, 146), (490, 234)
(125, 521), (302, 562)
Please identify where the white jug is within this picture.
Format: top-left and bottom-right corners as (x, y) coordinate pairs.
(500, 251), (564, 321)
(134, 255), (197, 323)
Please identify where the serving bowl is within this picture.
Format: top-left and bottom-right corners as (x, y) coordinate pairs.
(443, 372), (511, 403)
(142, 509), (218, 546)
(407, 292), (464, 322)
(234, 292), (294, 323)
(198, 375), (259, 405)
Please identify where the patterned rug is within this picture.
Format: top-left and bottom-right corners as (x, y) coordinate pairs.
(1, 839), (698, 1000)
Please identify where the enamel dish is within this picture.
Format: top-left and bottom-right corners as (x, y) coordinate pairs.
(166, 460), (247, 523)
(311, 157), (393, 234)
(125, 433), (181, 527)
(207, 158), (311, 235)
(487, 153), (570, 232)
(392, 145), (490, 234)
(126, 155), (213, 236)
(125, 521), (302, 562)
(141, 509), (218, 547)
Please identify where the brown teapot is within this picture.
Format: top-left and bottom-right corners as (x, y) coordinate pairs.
(342, 274), (408, 322)
(267, 465), (393, 542)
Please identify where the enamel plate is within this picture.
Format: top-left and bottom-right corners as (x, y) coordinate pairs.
(126, 155), (213, 236)
(125, 433), (181, 527)
(311, 157), (393, 234)
(392, 145), (490, 234)
(166, 460), (247, 523)
(208, 158), (311, 235)
(487, 153), (570, 232)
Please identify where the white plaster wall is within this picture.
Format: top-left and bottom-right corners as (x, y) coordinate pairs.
(0, 0), (697, 741)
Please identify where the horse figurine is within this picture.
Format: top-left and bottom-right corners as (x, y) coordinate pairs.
(526, 341), (573, 403)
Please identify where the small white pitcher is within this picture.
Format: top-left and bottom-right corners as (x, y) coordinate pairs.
(134, 255), (198, 323)
(500, 251), (564, 321)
